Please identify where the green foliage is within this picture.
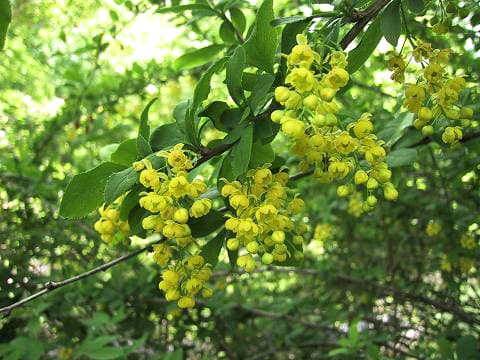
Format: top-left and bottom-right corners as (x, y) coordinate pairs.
(60, 162), (125, 219)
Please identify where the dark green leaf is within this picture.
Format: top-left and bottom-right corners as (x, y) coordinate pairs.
(229, 8), (246, 34)
(199, 101), (230, 132)
(456, 335), (478, 360)
(200, 228), (227, 267)
(226, 46), (246, 106)
(381, 0), (401, 46)
(243, 0), (279, 74)
(249, 141), (275, 167)
(119, 185), (142, 221)
(249, 73), (274, 115)
(173, 45), (225, 71)
(406, 0), (424, 13)
(59, 162), (125, 219)
(137, 135), (153, 157)
(230, 123), (253, 178)
(188, 210), (225, 237)
(104, 167), (139, 205)
(219, 21), (237, 44)
(128, 205), (147, 237)
(0, 0), (12, 50)
(346, 17), (383, 74)
(386, 148), (417, 167)
(150, 123), (186, 152)
(192, 57), (228, 112)
(111, 139), (138, 166)
(85, 347), (124, 360)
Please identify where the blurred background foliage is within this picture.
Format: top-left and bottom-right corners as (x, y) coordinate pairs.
(1, 0), (480, 359)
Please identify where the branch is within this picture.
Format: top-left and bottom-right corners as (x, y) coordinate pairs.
(340, 0), (393, 49)
(0, 237), (165, 317)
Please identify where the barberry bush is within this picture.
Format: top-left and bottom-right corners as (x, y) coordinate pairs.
(1, 0), (479, 359)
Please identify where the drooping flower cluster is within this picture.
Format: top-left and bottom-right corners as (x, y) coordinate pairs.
(387, 42), (473, 144)
(271, 34), (398, 210)
(136, 144), (212, 247)
(132, 143), (214, 308)
(94, 201), (130, 244)
(158, 254), (213, 308)
(221, 166), (305, 272)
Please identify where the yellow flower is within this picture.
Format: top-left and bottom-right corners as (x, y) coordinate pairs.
(167, 143), (193, 171)
(285, 67), (316, 93)
(288, 44), (314, 67)
(178, 296), (195, 309)
(335, 133), (356, 154)
(190, 199), (212, 218)
(426, 221), (441, 237)
(140, 169), (160, 190)
(424, 63), (444, 84)
(324, 67), (349, 90)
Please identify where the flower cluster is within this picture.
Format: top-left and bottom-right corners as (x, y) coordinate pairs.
(94, 202), (130, 244)
(221, 166), (305, 271)
(159, 254), (213, 309)
(271, 34), (398, 210)
(313, 223), (334, 243)
(132, 143), (214, 308)
(136, 144), (212, 247)
(387, 42), (473, 144)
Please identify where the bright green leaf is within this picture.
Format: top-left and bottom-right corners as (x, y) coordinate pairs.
(174, 45), (225, 71)
(243, 0), (279, 73)
(230, 123), (253, 178)
(249, 73), (274, 115)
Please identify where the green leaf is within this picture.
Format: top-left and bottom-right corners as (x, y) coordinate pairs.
(0, 0), (12, 50)
(137, 134), (153, 157)
(150, 123), (186, 152)
(386, 148), (417, 167)
(174, 45), (225, 71)
(111, 139), (138, 166)
(219, 21), (237, 44)
(171, 100), (189, 137)
(456, 335), (478, 360)
(99, 144), (120, 162)
(119, 185), (142, 221)
(199, 101), (230, 132)
(249, 73), (274, 115)
(104, 167), (139, 205)
(229, 8), (246, 34)
(188, 57), (228, 146)
(271, 15), (308, 26)
(243, 0), (279, 74)
(226, 46), (246, 106)
(188, 210), (225, 238)
(230, 123), (253, 178)
(85, 347), (124, 360)
(60, 162), (125, 219)
(200, 228), (227, 267)
(406, 0), (424, 13)
(380, 0), (401, 46)
(128, 205), (147, 237)
(346, 17), (382, 74)
(138, 98), (157, 141)
(249, 141), (275, 168)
